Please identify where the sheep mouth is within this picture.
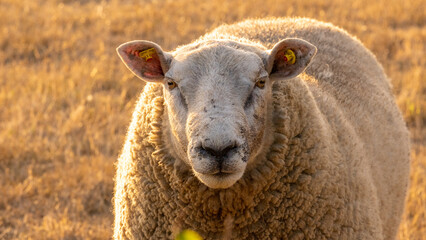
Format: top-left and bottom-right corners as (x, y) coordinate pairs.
(193, 167), (237, 176)
(209, 171), (233, 178)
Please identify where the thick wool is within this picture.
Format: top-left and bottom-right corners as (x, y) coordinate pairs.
(114, 18), (410, 239)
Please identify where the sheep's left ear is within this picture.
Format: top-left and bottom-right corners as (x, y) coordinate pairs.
(116, 40), (172, 82)
(266, 38), (317, 80)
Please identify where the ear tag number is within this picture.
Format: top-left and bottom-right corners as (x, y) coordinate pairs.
(137, 48), (156, 61)
(283, 49), (296, 65)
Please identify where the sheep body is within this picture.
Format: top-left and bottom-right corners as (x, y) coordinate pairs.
(114, 18), (410, 239)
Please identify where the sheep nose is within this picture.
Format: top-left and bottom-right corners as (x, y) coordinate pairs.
(201, 143), (237, 159)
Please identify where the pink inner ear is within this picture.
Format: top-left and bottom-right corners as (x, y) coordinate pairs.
(123, 46), (165, 79)
(271, 49), (294, 73)
(141, 55), (163, 78)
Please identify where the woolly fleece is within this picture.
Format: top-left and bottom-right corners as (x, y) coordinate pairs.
(114, 18), (410, 239)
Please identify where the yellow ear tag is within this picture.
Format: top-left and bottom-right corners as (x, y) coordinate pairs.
(138, 48), (156, 61)
(284, 49), (296, 65)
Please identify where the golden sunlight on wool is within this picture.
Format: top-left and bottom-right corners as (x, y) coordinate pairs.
(0, 0), (424, 239)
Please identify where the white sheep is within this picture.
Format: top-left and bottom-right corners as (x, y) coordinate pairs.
(114, 17), (410, 239)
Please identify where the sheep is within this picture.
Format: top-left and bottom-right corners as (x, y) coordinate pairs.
(114, 17), (410, 239)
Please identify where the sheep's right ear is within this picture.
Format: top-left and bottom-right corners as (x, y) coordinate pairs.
(117, 40), (172, 82)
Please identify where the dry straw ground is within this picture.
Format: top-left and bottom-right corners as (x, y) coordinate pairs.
(0, 0), (424, 239)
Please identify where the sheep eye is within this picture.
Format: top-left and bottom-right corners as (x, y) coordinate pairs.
(167, 80), (177, 90)
(255, 79), (265, 89)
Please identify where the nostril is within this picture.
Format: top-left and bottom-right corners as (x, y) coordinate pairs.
(202, 146), (220, 157)
(201, 143), (237, 158)
(221, 144), (237, 156)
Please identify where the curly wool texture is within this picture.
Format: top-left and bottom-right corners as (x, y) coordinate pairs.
(114, 18), (410, 239)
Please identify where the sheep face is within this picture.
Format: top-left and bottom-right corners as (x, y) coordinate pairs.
(117, 39), (316, 189)
(165, 43), (271, 189)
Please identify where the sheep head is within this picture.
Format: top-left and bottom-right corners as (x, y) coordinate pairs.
(117, 38), (316, 189)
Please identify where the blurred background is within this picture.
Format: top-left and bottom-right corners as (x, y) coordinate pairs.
(0, 0), (424, 239)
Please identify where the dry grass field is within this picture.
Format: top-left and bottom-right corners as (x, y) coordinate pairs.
(0, 0), (424, 239)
